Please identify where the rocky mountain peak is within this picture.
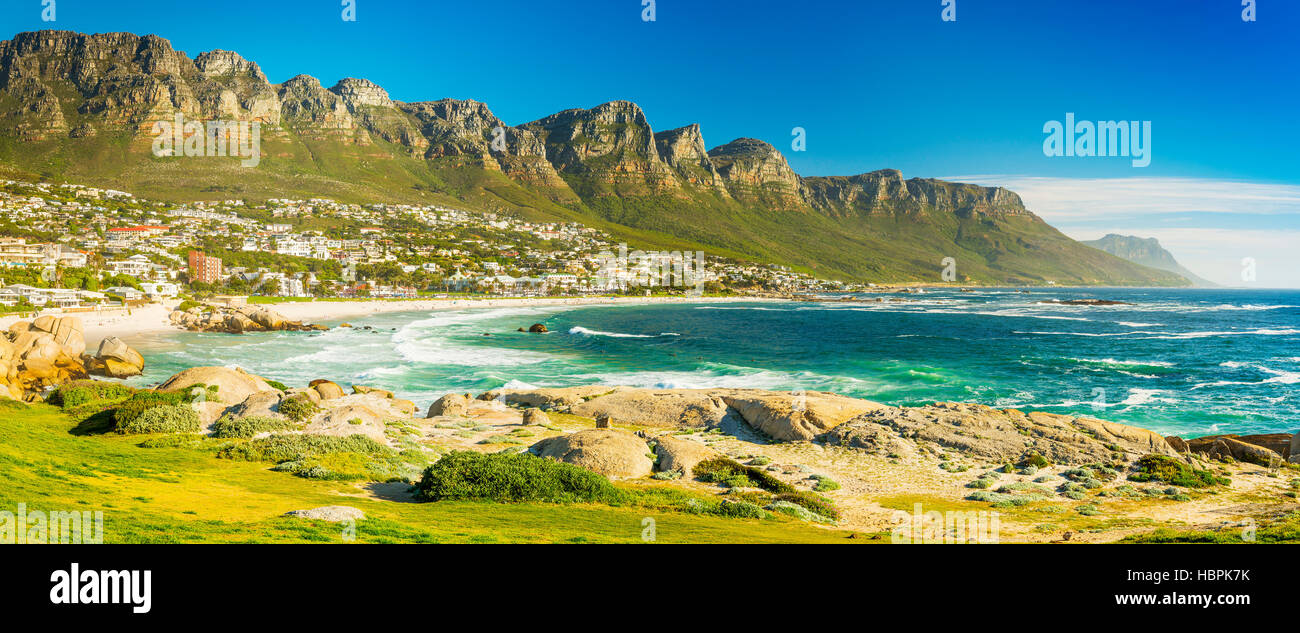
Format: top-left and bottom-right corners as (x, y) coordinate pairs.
(707, 138), (801, 206)
(194, 49), (267, 83)
(654, 124), (727, 195)
(329, 77), (392, 108)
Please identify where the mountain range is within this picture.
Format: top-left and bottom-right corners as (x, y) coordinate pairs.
(1081, 234), (1217, 287)
(0, 30), (1188, 286)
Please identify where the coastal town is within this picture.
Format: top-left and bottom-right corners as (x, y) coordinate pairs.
(0, 178), (857, 315)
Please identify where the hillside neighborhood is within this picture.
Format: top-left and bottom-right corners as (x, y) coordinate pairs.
(0, 178), (854, 313)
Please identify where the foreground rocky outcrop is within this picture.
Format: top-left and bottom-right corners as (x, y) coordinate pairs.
(486, 385), (1192, 467)
(169, 305), (328, 334)
(823, 402), (1178, 465)
(84, 336), (145, 378)
(0, 316), (89, 400)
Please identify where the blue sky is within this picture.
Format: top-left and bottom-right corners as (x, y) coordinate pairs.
(4, 0), (1299, 285)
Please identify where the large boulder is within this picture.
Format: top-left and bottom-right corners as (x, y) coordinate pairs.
(530, 429), (653, 479)
(426, 393), (471, 417)
(222, 390), (285, 419)
(31, 316), (85, 358)
(654, 435), (720, 474)
(304, 404), (389, 443)
(570, 389), (733, 429)
(523, 408), (550, 426)
(13, 331), (61, 362)
(309, 379), (346, 400)
(285, 386), (321, 405)
(1188, 433), (1291, 461)
(1202, 437), (1283, 466)
(479, 385), (614, 409)
(823, 402), (1179, 465)
(156, 366), (278, 405)
(721, 391), (886, 441)
(85, 336), (145, 378)
(351, 385), (393, 399)
(248, 308), (286, 330)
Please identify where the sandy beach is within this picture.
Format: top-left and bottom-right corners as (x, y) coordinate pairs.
(0, 302), (178, 347)
(258, 295), (784, 324)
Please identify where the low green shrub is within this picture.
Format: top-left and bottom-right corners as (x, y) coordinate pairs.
(714, 500), (769, 519)
(278, 395), (320, 424)
(218, 433), (389, 463)
(117, 404), (200, 435)
(209, 415), (297, 439)
(811, 474), (841, 492)
(413, 450), (621, 503)
(1020, 452), (1051, 469)
(693, 457), (795, 493)
(1129, 455), (1230, 488)
(47, 380), (134, 409)
(112, 390), (193, 428)
(773, 491), (840, 521)
(265, 380), (289, 391)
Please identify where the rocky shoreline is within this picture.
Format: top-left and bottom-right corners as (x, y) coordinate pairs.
(169, 305), (329, 334)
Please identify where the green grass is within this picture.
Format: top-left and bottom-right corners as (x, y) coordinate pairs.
(1123, 512), (1300, 544)
(0, 402), (860, 543)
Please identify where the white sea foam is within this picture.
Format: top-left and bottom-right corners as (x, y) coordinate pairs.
(1069, 358), (1174, 368)
(568, 326), (677, 338)
(501, 379), (539, 390)
(1121, 388), (1177, 406)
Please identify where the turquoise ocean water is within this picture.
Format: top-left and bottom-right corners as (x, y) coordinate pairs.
(126, 288), (1300, 438)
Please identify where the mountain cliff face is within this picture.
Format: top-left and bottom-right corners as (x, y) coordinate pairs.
(708, 138), (803, 208)
(1082, 234), (1216, 287)
(0, 30), (1188, 286)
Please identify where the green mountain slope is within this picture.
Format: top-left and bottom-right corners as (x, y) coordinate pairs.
(0, 30), (1187, 286)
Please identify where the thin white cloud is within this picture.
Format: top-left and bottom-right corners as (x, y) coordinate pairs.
(947, 175), (1300, 220)
(943, 176), (1300, 288)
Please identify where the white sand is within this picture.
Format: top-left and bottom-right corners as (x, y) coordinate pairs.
(0, 303), (179, 347)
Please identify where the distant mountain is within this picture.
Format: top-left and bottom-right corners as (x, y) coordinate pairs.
(1081, 234), (1217, 287)
(0, 30), (1189, 286)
